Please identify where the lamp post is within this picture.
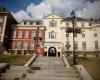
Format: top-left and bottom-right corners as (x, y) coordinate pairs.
(34, 27), (39, 55)
(71, 10), (77, 65)
(34, 27), (42, 55)
(66, 11), (81, 65)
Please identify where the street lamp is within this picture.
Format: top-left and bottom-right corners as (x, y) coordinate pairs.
(66, 10), (81, 65)
(34, 27), (39, 55)
(71, 10), (77, 65)
(34, 27), (42, 55)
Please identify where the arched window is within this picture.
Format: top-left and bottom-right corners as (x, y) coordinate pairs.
(49, 20), (57, 27)
(49, 31), (56, 39)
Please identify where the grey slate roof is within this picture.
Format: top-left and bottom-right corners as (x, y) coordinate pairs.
(62, 17), (89, 22)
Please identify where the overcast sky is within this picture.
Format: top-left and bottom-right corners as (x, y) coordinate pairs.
(0, 0), (100, 22)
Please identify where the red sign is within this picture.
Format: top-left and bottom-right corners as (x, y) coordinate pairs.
(37, 48), (41, 53)
(36, 48), (43, 56)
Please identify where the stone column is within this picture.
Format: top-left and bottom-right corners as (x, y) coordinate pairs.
(21, 49), (24, 55)
(14, 48), (17, 55)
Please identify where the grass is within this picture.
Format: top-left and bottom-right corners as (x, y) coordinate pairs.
(0, 54), (31, 66)
(66, 56), (100, 80)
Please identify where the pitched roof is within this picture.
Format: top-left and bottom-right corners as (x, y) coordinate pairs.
(62, 17), (89, 22)
(0, 7), (17, 24)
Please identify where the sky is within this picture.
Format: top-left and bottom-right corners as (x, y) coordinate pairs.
(0, 0), (100, 22)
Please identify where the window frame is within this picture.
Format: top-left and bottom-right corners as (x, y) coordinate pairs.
(81, 22), (85, 27)
(30, 42), (34, 50)
(66, 41), (70, 50)
(17, 41), (22, 49)
(23, 41), (28, 50)
(66, 22), (69, 27)
(18, 31), (23, 38)
(94, 33), (97, 37)
(49, 20), (57, 27)
(49, 31), (56, 39)
(31, 31), (35, 39)
(13, 30), (16, 38)
(74, 41), (78, 50)
(24, 31), (29, 38)
(94, 41), (98, 50)
(82, 34), (85, 38)
(66, 33), (69, 37)
(74, 33), (77, 37)
(82, 41), (86, 50)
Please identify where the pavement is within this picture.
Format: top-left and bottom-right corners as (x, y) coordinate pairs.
(26, 56), (81, 80)
(0, 56), (82, 80)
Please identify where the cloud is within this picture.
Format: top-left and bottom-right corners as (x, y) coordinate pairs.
(26, 3), (51, 19)
(45, 0), (89, 16)
(43, 0), (60, 4)
(12, 10), (32, 22)
(12, 0), (100, 22)
(76, 0), (100, 18)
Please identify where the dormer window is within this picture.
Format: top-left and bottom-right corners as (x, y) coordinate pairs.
(49, 20), (57, 27)
(24, 21), (26, 25)
(30, 21), (33, 25)
(36, 21), (41, 25)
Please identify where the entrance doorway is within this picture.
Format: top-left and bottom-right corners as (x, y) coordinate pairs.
(48, 47), (56, 56)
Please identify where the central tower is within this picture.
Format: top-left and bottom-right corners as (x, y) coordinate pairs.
(43, 12), (62, 57)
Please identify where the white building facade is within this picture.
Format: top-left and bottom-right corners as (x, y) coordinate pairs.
(43, 13), (62, 57)
(43, 13), (100, 57)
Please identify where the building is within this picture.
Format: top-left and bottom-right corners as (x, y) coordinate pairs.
(43, 13), (62, 57)
(0, 7), (45, 55)
(0, 7), (100, 57)
(43, 13), (100, 57)
(9, 20), (45, 55)
(0, 7), (17, 51)
(61, 17), (100, 57)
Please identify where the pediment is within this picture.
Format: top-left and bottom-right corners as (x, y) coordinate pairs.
(44, 13), (62, 19)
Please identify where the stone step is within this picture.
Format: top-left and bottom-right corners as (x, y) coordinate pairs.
(28, 69), (78, 74)
(26, 73), (80, 78)
(1, 73), (80, 80)
(1, 73), (23, 79)
(30, 67), (67, 70)
(36, 57), (61, 59)
(34, 60), (63, 61)
(6, 69), (28, 73)
(31, 66), (66, 68)
(0, 77), (81, 80)
(0, 78), (20, 80)
(34, 59), (62, 61)
(32, 63), (64, 65)
(33, 62), (64, 65)
(34, 60), (63, 63)
(1, 73), (24, 76)
(25, 77), (81, 80)
(10, 66), (29, 70)
(32, 64), (65, 67)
